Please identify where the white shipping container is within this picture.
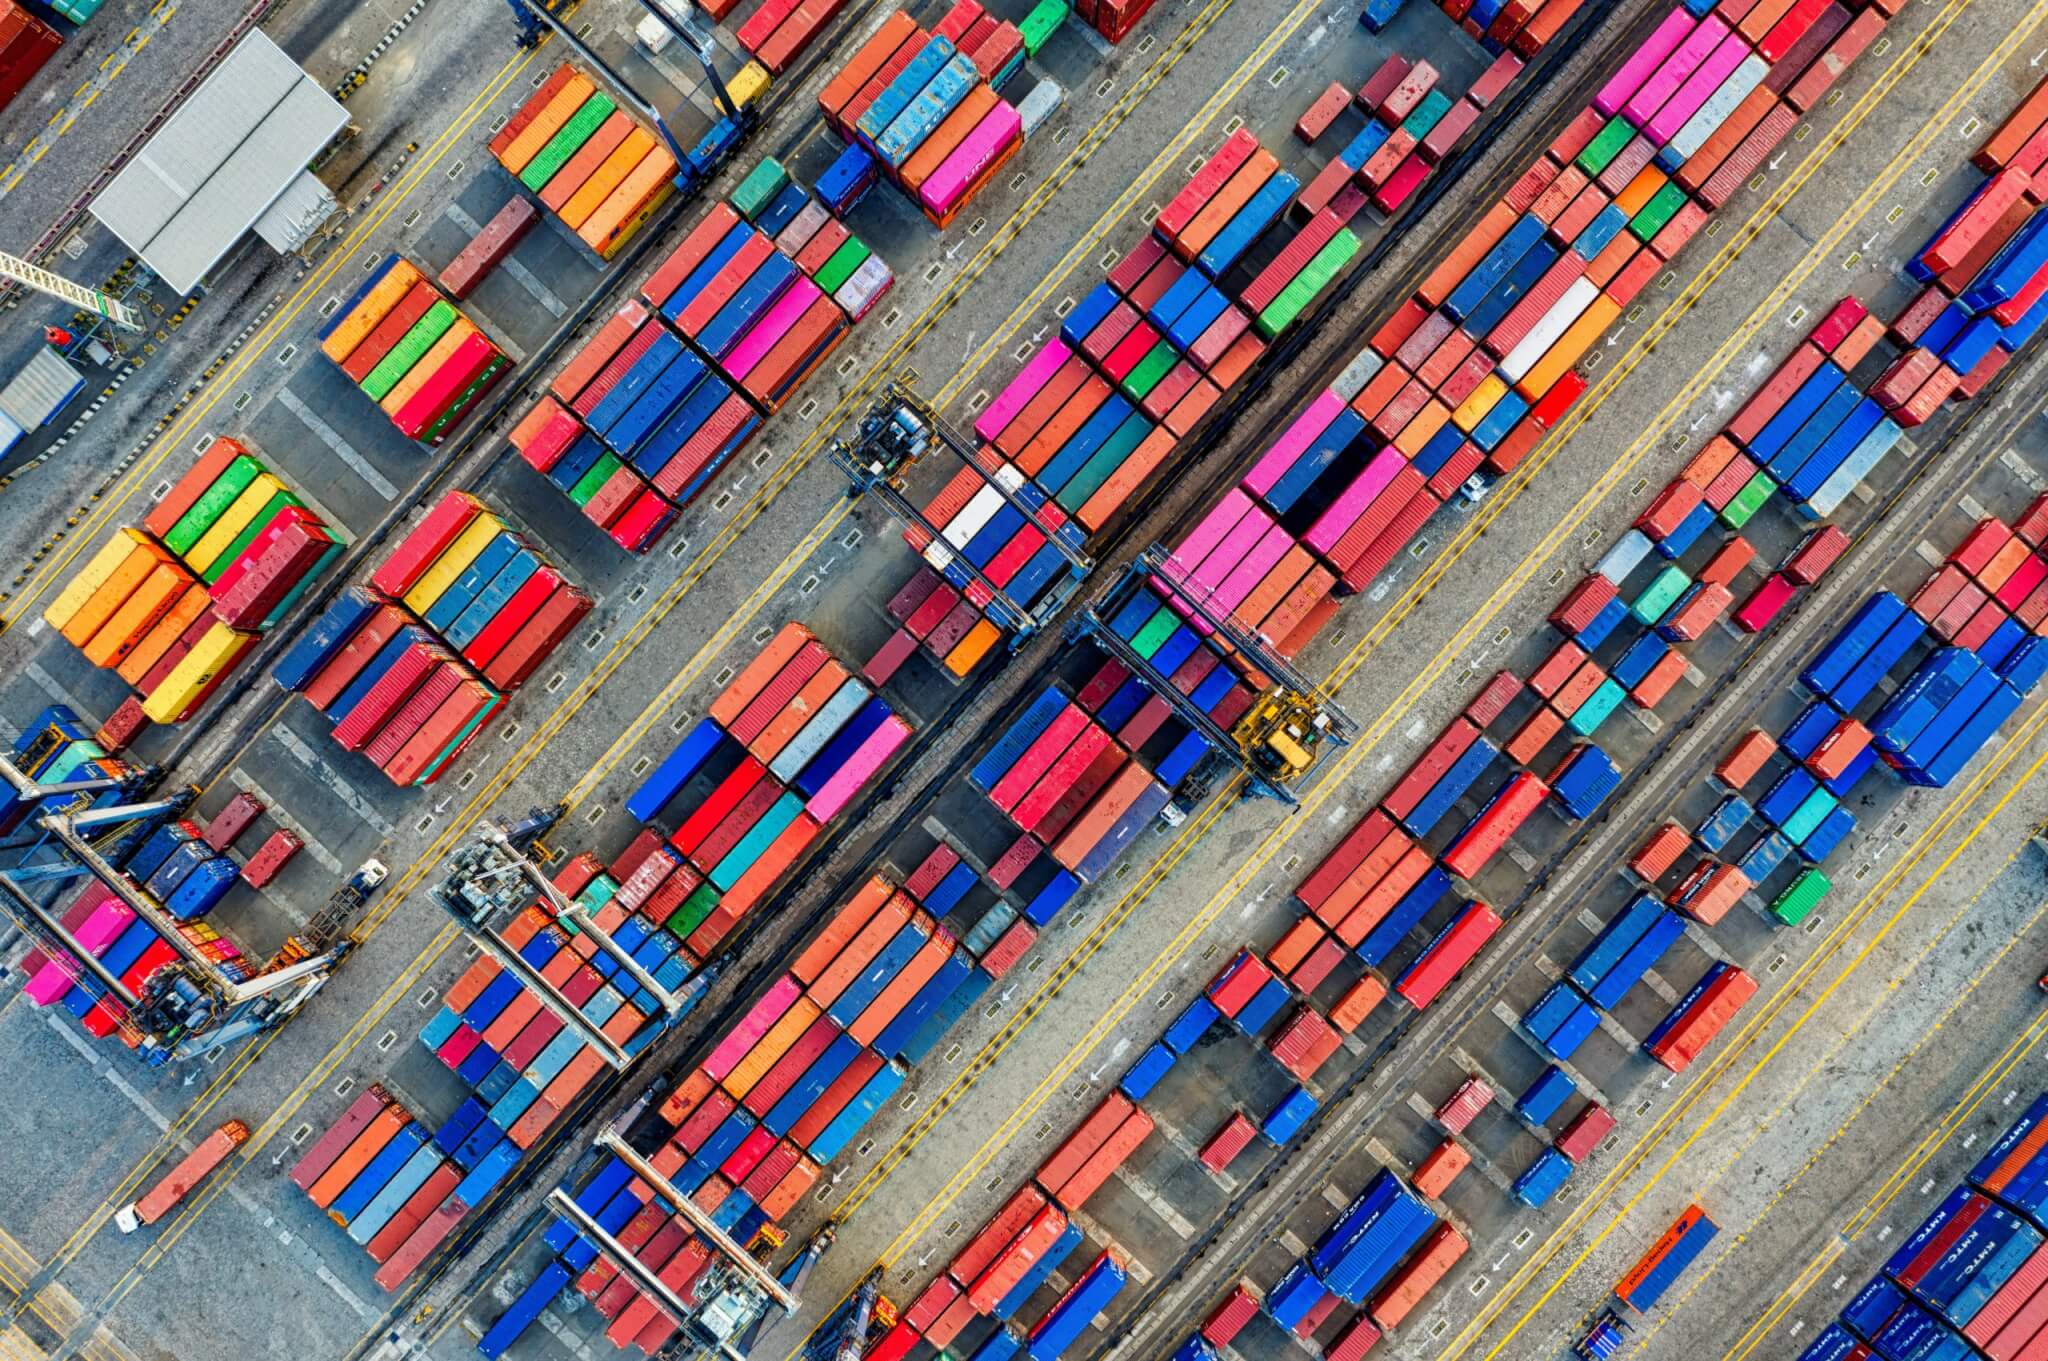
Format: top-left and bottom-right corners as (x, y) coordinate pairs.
(1661, 54), (1770, 168)
(1500, 278), (1599, 383)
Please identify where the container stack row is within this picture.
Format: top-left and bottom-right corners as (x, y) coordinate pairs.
(1384, 0), (1583, 55)
(817, 8), (1027, 230)
(318, 256), (510, 444)
(273, 491), (592, 786)
(511, 171), (881, 552)
(733, 0), (848, 74)
(397, 847), (704, 1292)
(624, 621), (915, 957)
(1797, 1090), (2048, 1361)
(488, 63), (678, 260)
(44, 437), (340, 725)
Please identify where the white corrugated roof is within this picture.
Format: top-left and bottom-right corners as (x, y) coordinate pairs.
(252, 168), (338, 254)
(89, 30), (347, 294)
(0, 348), (82, 431)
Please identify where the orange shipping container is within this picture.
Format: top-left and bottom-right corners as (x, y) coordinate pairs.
(117, 584), (212, 686)
(848, 931), (954, 1047)
(721, 995), (824, 1100)
(711, 623), (816, 726)
(903, 84), (999, 193)
(306, 1104), (408, 1210)
(1075, 426), (1179, 532)
(540, 111), (635, 213)
(1412, 1139), (1470, 1198)
(818, 12), (921, 120)
(500, 77), (598, 174)
(1176, 151), (1281, 260)
(1370, 1224), (1468, 1329)
(83, 562), (192, 668)
(1049, 1107), (1154, 1209)
(808, 892), (913, 1006)
(580, 150), (678, 259)
(791, 877), (896, 985)
(63, 540), (173, 649)
(562, 129), (657, 230)
(749, 660), (851, 764)
(1037, 1095), (1132, 1198)
(1330, 973), (1388, 1032)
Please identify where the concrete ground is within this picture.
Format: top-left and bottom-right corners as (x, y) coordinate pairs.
(0, 0), (2042, 1357)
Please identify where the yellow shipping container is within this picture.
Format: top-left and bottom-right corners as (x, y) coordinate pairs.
(499, 75), (596, 174)
(44, 530), (149, 634)
(320, 259), (424, 365)
(402, 513), (506, 616)
(720, 996), (822, 1101)
(579, 150), (677, 259)
(141, 622), (258, 724)
(185, 473), (287, 576)
(726, 61), (771, 109)
(1451, 373), (1507, 434)
(380, 318), (478, 418)
(1515, 296), (1622, 404)
(560, 129), (655, 231)
(117, 584), (211, 686)
(60, 539), (171, 649)
(82, 562), (193, 668)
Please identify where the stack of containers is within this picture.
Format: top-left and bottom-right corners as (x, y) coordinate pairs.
(513, 177), (880, 553)
(815, 10), (1025, 228)
(318, 256), (510, 443)
(734, 0), (851, 73)
(290, 1086), (470, 1279)
(400, 849), (701, 1291)
(623, 622), (914, 956)
(969, 681), (1174, 886)
(272, 492), (593, 785)
(1403, 0), (1587, 56)
(1795, 1092), (2048, 1361)
(1073, 0), (1154, 42)
(44, 438), (342, 724)
(488, 64), (678, 259)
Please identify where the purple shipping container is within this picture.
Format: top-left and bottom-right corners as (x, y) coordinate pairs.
(704, 976), (800, 1081)
(1305, 448), (1404, 555)
(1244, 390), (1346, 497)
(976, 342), (1072, 444)
(807, 715), (912, 822)
(1623, 17), (1730, 131)
(1644, 31), (1752, 145)
(1594, 9), (1698, 116)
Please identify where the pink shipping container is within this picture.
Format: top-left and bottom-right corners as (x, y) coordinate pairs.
(806, 716), (912, 822)
(1645, 31), (1752, 145)
(1199, 1112), (1256, 1171)
(1327, 464), (1425, 572)
(726, 278), (824, 381)
(1436, 1076), (1494, 1132)
(921, 104), (1023, 218)
(1699, 103), (1797, 208)
(1244, 212), (1343, 313)
(1964, 1244), (2048, 1346)
(1732, 573), (1796, 631)
(1555, 1102), (1616, 1160)
(1245, 393), (1345, 497)
(975, 343), (1069, 444)
(1202, 1284), (1260, 1345)
(1623, 17), (1730, 131)
(703, 976), (799, 1081)
(1305, 449), (1405, 556)
(1594, 9), (1698, 115)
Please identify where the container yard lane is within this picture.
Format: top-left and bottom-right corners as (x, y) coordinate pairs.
(732, 1), (2048, 1356)
(0, 2), (1543, 1359)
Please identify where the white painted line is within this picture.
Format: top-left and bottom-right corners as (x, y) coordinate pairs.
(271, 725), (396, 838)
(274, 387), (400, 500)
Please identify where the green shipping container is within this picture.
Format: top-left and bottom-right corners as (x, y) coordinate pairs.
(1258, 230), (1359, 338)
(1056, 412), (1152, 513)
(1576, 116), (1634, 178)
(1568, 678), (1627, 736)
(1770, 868), (1829, 926)
(1020, 0), (1068, 53)
(1632, 565), (1691, 624)
(52, 0), (105, 19)
(1120, 341), (1177, 402)
(711, 791), (805, 890)
(570, 451), (623, 507)
(1401, 90), (1454, 142)
(1781, 787), (1838, 845)
(732, 158), (792, 222)
(814, 237), (871, 294)
(521, 93), (618, 191)
(362, 301), (459, 400)
(200, 491), (303, 583)
(164, 455), (262, 555)
(1720, 471), (1775, 529)
(1629, 182), (1688, 243)
(1131, 606), (1180, 659)
(667, 883), (722, 939)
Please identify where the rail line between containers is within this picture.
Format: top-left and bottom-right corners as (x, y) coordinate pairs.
(1456, 710), (2048, 1361)
(0, 41), (543, 632)
(17, 0), (1300, 1330)
(1682, 860), (2048, 1360)
(773, 2), (1995, 1348)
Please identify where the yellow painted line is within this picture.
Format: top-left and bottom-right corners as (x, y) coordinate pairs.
(1453, 698), (2048, 1361)
(777, 0), (1997, 1346)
